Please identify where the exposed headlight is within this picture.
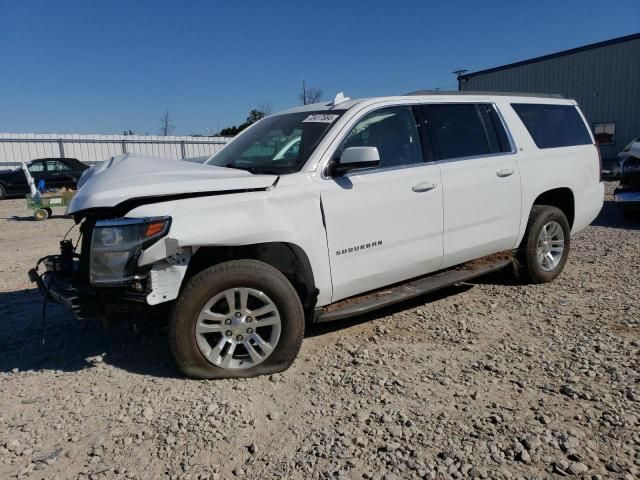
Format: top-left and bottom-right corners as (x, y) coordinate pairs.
(90, 217), (171, 285)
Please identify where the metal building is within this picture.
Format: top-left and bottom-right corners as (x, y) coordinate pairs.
(458, 33), (640, 162)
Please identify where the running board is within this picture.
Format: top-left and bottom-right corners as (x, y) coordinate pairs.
(314, 258), (512, 323)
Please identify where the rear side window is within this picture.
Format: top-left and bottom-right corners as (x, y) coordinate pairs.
(422, 104), (491, 160)
(511, 103), (592, 149)
(46, 160), (72, 171)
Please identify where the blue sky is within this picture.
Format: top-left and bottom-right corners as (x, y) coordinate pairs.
(1, 0), (638, 135)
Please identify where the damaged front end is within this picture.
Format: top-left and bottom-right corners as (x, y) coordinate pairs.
(29, 213), (190, 323)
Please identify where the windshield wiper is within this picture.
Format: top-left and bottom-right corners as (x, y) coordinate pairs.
(223, 163), (248, 171)
(246, 167), (284, 175)
(223, 163), (283, 175)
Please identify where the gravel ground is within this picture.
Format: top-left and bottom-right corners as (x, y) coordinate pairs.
(0, 184), (638, 480)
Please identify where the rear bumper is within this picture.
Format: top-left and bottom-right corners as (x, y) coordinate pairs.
(614, 188), (640, 205)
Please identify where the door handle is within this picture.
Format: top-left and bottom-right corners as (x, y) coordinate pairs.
(412, 182), (437, 192)
(496, 168), (515, 178)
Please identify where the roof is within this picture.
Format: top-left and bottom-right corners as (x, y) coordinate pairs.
(405, 90), (564, 99)
(460, 32), (640, 79)
(276, 99), (367, 115)
(275, 93), (574, 116)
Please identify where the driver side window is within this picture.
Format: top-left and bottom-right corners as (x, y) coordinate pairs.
(340, 107), (423, 169)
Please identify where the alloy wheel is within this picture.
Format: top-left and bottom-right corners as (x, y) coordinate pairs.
(195, 287), (281, 369)
(536, 221), (565, 272)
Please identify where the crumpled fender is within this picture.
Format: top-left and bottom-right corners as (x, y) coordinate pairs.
(126, 174), (334, 306)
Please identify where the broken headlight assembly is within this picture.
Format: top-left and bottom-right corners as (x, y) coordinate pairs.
(90, 217), (171, 285)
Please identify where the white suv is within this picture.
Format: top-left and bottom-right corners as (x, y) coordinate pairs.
(31, 92), (604, 379)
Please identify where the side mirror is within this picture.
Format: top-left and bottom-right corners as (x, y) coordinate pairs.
(332, 146), (380, 175)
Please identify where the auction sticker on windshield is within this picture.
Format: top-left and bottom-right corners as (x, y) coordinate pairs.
(303, 114), (340, 123)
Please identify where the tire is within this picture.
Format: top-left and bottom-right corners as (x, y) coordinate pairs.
(168, 259), (305, 379)
(0, 184), (6, 200)
(33, 208), (49, 221)
(44, 207), (53, 218)
(516, 205), (571, 283)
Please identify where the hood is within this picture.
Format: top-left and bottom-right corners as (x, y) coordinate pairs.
(67, 154), (277, 214)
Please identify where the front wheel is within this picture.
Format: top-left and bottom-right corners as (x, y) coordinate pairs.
(33, 208), (49, 221)
(168, 259), (305, 379)
(516, 205), (571, 283)
(0, 184), (6, 200)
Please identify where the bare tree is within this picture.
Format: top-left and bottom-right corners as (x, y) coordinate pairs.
(298, 80), (322, 105)
(257, 101), (273, 116)
(159, 110), (175, 136)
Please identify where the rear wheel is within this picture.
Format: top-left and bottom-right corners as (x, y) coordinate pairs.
(168, 259), (305, 379)
(517, 205), (570, 283)
(0, 184), (6, 200)
(33, 208), (49, 221)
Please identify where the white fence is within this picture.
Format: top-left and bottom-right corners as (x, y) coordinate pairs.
(0, 133), (232, 167)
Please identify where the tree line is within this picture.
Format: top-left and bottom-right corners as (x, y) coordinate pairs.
(154, 82), (323, 137)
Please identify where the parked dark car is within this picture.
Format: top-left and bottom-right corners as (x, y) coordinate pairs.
(0, 158), (89, 199)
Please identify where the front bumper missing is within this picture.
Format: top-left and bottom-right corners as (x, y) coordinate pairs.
(29, 255), (149, 321)
(30, 267), (82, 313)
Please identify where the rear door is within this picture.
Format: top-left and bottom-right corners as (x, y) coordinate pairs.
(56, 159), (83, 188)
(44, 159), (76, 188)
(421, 103), (521, 268)
(320, 106), (444, 301)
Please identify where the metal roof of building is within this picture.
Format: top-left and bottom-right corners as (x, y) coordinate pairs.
(459, 32), (640, 79)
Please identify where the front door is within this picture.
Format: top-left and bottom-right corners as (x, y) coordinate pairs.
(27, 160), (47, 186)
(320, 106), (444, 302)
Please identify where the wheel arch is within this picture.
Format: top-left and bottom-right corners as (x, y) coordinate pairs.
(184, 242), (318, 311)
(531, 187), (575, 229)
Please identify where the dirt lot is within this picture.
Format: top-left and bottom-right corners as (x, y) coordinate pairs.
(0, 185), (638, 480)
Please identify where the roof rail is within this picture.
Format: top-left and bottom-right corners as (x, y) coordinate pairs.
(405, 90), (565, 99)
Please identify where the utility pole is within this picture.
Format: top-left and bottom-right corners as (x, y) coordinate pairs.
(453, 69), (469, 79)
(302, 79), (307, 105)
(453, 69), (469, 91)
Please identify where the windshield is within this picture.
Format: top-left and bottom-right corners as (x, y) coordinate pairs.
(206, 111), (345, 174)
